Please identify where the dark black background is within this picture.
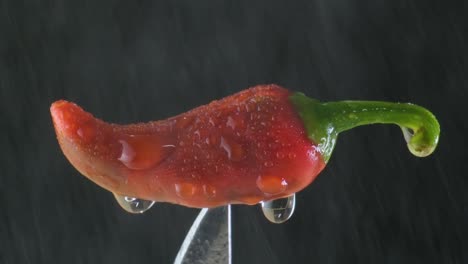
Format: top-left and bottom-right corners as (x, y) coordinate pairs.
(1, 1), (467, 263)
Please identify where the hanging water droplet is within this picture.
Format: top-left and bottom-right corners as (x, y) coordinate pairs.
(261, 194), (296, 224)
(114, 193), (155, 214)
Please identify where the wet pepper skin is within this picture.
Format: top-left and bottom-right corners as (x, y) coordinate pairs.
(51, 85), (325, 208)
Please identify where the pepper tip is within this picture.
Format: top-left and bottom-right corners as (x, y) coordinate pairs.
(50, 100), (95, 141)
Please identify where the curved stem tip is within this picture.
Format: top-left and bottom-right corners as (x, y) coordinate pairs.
(290, 93), (440, 162)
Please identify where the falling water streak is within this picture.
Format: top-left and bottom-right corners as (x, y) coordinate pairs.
(261, 194), (296, 224)
(113, 193), (156, 214)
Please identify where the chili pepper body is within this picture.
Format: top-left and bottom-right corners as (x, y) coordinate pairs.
(51, 85), (325, 208)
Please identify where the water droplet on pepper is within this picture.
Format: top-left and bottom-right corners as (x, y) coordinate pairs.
(256, 175), (288, 195)
(226, 116), (236, 129)
(202, 184), (217, 198)
(219, 136), (244, 161)
(118, 135), (174, 170)
(175, 182), (196, 198)
(176, 116), (194, 129)
(276, 152), (285, 159)
(76, 122), (96, 143)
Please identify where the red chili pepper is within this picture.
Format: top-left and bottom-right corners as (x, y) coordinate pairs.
(50, 84), (440, 209)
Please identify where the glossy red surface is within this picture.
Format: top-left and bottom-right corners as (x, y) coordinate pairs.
(51, 84), (326, 208)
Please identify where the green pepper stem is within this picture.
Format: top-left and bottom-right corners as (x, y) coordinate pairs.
(289, 92), (440, 162)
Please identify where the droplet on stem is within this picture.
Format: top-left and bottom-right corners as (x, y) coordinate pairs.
(261, 194), (296, 224)
(402, 127), (414, 143)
